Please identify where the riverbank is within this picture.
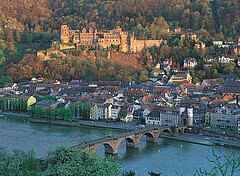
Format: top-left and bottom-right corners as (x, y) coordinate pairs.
(29, 118), (135, 131)
(161, 133), (240, 149)
(0, 112), (29, 120)
(0, 111), (139, 131)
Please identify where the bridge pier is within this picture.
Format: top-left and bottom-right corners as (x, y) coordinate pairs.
(126, 140), (139, 148)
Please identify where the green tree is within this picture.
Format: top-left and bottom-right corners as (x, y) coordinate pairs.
(42, 146), (120, 176)
(0, 148), (40, 176)
(0, 76), (13, 84)
(86, 102), (91, 119)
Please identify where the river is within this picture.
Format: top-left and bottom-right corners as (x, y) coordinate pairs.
(1, 117), (240, 176)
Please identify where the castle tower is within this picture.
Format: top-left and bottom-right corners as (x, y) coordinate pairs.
(120, 31), (129, 52)
(187, 103), (193, 126)
(61, 25), (69, 43)
(130, 31), (135, 52)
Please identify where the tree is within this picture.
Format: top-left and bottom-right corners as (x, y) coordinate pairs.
(43, 145), (120, 176)
(139, 70), (149, 82)
(0, 148), (40, 176)
(86, 102), (91, 119)
(15, 28), (21, 43)
(195, 148), (240, 176)
(0, 76), (13, 84)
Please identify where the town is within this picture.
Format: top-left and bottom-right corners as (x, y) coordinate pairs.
(0, 0), (240, 175)
(0, 73), (240, 135)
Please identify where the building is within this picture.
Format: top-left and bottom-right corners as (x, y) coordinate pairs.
(201, 79), (218, 86)
(211, 108), (240, 129)
(218, 55), (234, 65)
(146, 111), (161, 125)
(195, 41), (206, 49)
(118, 107), (133, 123)
(91, 103), (112, 120)
(222, 81), (240, 96)
(183, 58), (198, 68)
(213, 41), (223, 47)
(123, 88), (147, 102)
(60, 25), (163, 53)
(204, 55), (217, 67)
(238, 117), (240, 134)
(168, 71), (192, 84)
(145, 104), (193, 126)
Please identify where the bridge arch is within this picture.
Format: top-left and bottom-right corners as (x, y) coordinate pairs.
(162, 129), (171, 134)
(95, 142), (116, 154)
(141, 132), (156, 143)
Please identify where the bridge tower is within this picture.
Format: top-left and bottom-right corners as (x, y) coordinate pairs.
(187, 103), (193, 126)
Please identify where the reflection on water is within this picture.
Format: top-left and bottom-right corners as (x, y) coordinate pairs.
(1, 118), (240, 176)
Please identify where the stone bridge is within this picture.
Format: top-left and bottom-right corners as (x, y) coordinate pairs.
(74, 126), (187, 154)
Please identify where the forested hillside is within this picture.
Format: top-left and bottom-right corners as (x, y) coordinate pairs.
(0, 0), (239, 39)
(0, 0), (239, 83)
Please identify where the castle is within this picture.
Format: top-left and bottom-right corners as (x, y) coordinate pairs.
(60, 25), (163, 53)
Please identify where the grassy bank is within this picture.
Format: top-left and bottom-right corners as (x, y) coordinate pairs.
(0, 113), (29, 119)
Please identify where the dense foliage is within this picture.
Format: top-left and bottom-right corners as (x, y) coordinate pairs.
(0, 146), (120, 176)
(0, 98), (28, 112)
(28, 101), (91, 120)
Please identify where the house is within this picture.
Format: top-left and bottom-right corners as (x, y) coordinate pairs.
(20, 95), (37, 108)
(218, 55), (234, 65)
(204, 55), (217, 67)
(111, 105), (121, 120)
(163, 58), (172, 73)
(201, 79), (218, 86)
(211, 107), (240, 129)
(3, 83), (17, 91)
(0, 84), (4, 92)
(195, 41), (205, 49)
(35, 100), (60, 110)
(145, 111), (161, 125)
(149, 69), (167, 82)
(168, 71), (192, 84)
(30, 75), (43, 83)
(183, 58), (198, 68)
(174, 26), (181, 34)
(91, 103), (112, 120)
(181, 33), (197, 41)
(205, 110), (212, 125)
(152, 62), (161, 69)
(182, 83), (195, 93)
(123, 88), (147, 102)
(118, 107), (133, 123)
(222, 81), (240, 96)
(151, 69), (165, 78)
(213, 41), (223, 47)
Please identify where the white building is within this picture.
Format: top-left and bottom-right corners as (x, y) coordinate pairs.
(91, 103), (112, 120)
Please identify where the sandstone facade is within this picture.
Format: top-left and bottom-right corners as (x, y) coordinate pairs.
(60, 25), (163, 53)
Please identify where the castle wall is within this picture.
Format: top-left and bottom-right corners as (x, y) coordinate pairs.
(131, 39), (162, 53)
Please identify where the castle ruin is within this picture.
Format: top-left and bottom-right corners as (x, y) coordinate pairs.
(60, 25), (163, 53)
